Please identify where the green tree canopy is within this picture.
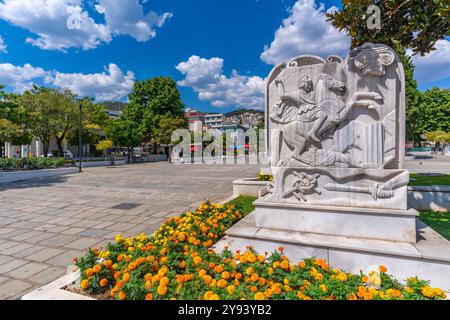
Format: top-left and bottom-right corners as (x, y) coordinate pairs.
(105, 119), (144, 161)
(327, 0), (449, 55)
(21, 86), (78, 157)
(123, 77), (185, 141)
(0, 86), (32, 146)
(416, 88), (450, 135)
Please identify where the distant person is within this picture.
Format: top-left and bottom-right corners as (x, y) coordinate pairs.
(13, 151), (20, 158)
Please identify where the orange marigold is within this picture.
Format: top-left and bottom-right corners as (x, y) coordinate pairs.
(100, 278), (108, 287)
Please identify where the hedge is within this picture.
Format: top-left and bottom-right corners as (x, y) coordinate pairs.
(0, 157), (65, 170)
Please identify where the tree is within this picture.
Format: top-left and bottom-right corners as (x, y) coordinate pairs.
(123, 77), (185, 152)
(105, 119), (143, 162)
(416, 88), (450, 135)
(21, 86), (77, 157)
(426, 130), (450, 154)
(66, 100), (111, 151)
(326, 1), (449, 143)
(327, 0), (449, 55)
(0, 86), (32, 154)
(95, 139), (113, 160)
(152, 116), (188, 162)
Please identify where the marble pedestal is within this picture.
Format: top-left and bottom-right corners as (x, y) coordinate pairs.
(213, 212), (450, 291)
(254, 199), (418, 243)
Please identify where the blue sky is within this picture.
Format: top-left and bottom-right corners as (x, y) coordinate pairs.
(0, 0), (448, 113)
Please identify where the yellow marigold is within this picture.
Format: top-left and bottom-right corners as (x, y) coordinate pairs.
(297, 261), (306, 268)
(199, 269), (207, 277)
(103, 260), (112, 269)
(217, 279), (227, 288)
(160, 276), (170, 286)
(193, 256), (202, 264)
(128, 262), (137, 271)
(85, 268), (93, 277)
(92, 264), (101, 273)
(268, 267), (274, 275)
(203, 275), (212, 284)
(100, 278), (108, 287)
(145, 293), (153, 300)
(123, 273), (130, 283)
(348, 294), (357, 300)
(258, 255), (265, 263)
(247, 254), (257, 263)
(280, 260), (290, 270)
(80, 279), (89, 290)
(254, 292), (265, 300)
(337, 272), (348, 282)
(209, 294), (220, 300)
(314, 273), (324, 281)
(245, 267), (254, 276)
(226, 285), (235, 294)
(319, 284), (327, 293)
(157, 285), (168, 296)
(434, 288), (446, 299)
(250, 273), (259, 282)
(297, 291), (305, 299)
(204, 291), (214, 300)
(221, 271), (230, 279)
(421, 286), (435, 299)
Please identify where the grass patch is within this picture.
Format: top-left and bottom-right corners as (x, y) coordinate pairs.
(420, 211), (450, 241)
(410, 174), (450, 186)
(227, 196), (257, 215)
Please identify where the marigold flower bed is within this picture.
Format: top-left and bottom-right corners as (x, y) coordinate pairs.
(75, 200), (446, 300)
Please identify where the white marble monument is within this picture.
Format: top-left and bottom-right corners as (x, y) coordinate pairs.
(214, 43), (450, 290)
(254, 43), (416, 242)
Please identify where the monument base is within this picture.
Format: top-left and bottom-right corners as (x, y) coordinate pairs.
(213, 212), (450, 291)
(254, 199), (418, 243)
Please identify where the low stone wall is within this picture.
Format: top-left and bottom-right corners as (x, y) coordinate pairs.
(233, 179), (450, 212)
(408, 186), (450, 212)
(75, 160), (126, 168)
(0, 167), (79, 184)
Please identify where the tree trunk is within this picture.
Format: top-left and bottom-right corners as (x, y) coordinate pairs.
(43, 141), (50, 157)
(56, 138), (64, 157)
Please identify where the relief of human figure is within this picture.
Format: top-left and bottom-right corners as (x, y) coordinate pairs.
(270, 72), (382, 167)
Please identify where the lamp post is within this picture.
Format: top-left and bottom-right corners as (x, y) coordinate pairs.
(78, 103), (82, 173)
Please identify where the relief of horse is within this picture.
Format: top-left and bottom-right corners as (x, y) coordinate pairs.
(270, 73), (382, 167)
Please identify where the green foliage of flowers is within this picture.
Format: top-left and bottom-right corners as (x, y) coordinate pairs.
(74, 198), (446, 300)
(0, 157), (65, 170)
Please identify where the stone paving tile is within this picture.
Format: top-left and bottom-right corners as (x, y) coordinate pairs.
(60, 227), (86, 235)
(0, 243), (35, 256)
(64, 237), (102, 250)
(27, 266), (67, 285)
(0, 279), (33, 300)
(0, 259), (29, 274)
(38, 234), (80, 247)
(45, 249), (85, 267)
(23, 232), (56, 244)
(24, 247), (65, 262)
(6, 262), (49, 280)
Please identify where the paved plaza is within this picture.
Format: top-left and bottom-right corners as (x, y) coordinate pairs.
(0, 162), (259, 299)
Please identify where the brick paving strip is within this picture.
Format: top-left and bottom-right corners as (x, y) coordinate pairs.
(0, 162), (259, 299)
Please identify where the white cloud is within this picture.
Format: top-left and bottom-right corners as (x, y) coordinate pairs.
(176, 55), (265, 109)
(0, 0), (110, 51)
(0, 63), (47, 92)
(48, 63), (135, 101)
(260, 0), (350, 65)
(96, 0), (172, 42)
(0, 36), (7, 53)
(0, 0), (171, 51)
(412, 39), (450, 84)
(0, 61), (134, 100)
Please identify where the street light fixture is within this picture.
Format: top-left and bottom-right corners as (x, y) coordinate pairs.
(78, 102), (82, 173)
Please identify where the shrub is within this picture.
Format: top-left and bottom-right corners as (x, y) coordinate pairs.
(258, 173), (273, 181)
(75, 201), (446, 300)
(0, 157), (65, 170)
